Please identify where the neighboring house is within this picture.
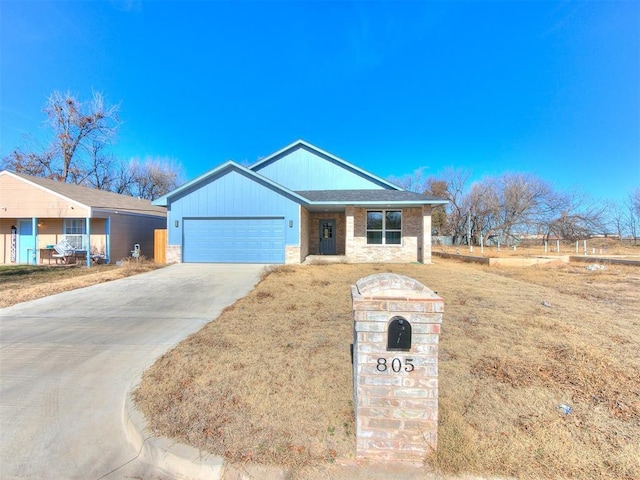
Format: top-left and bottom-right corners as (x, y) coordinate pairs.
(0, 171), (167, 266)
(154, 140), (447, 264)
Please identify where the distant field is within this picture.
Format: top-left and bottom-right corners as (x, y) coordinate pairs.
(435, 238), (639, 259)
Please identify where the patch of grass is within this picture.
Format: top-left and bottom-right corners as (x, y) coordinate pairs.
(0, 265), (54, 279)
(134, 259), (640, 479)
(0, 258), (164, 308)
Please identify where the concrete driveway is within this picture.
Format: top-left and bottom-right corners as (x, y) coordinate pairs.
(0, 263), (265, 480)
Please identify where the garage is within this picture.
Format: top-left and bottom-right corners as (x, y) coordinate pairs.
(182, 217), (286, 263)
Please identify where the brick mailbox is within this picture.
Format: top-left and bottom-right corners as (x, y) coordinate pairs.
(351, 273), (444, 463)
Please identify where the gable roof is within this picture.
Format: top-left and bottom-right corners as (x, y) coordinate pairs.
(152, 160), (310, 207)
(1, 171), (166, 217)
(153, 141), (449, 209)
(249, 140), (403, 191)
(296, 189), (447, 212)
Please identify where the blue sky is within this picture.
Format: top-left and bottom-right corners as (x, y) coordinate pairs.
(1, 0), (638, 203)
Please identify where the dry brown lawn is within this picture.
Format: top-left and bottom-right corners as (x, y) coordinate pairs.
(436, 237), (639, 258)
(0, 259), (163, 308)
(134, 258), (640, 480)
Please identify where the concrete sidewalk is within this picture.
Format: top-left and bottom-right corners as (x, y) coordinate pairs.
(0, 263), (264, 480)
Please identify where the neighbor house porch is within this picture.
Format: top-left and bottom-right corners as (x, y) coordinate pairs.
(0, 217), (109, 266)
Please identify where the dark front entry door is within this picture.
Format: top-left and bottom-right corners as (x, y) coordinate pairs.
(319, 219), (336, 254)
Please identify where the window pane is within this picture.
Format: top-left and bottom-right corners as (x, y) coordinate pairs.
(367, 231), (383, 244)
(367, 211), (383, 230)
(386, 231), (402, 244)
(386, 211), (402, 230)
(65, 219), (84, 234)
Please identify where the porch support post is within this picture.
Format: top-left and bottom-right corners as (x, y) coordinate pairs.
(85, 217), (91, 267)
(422, 205), (432, 264)
(32, 217), (38, 265)
(345, 206), (355, 260)
(105, 217), (111, 264)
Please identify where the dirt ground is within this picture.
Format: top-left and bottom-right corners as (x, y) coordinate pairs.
(134, 258), (640, 480)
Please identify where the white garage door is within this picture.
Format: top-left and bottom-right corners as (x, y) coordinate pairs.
(183, 217), (285, 263)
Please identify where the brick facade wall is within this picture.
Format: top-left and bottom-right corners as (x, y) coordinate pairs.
(165, 244), (181, 264)
(345, 207), (427, 263)
(421, 205), (432, 264)
(299, 207), (310, 260)
(352, 273), (443, 463)
(285, 246), (300, 264)
(285, 206), (309, 264)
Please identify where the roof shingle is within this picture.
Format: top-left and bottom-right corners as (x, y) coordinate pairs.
(295, 189), (446, 204)
(9, 171), (167, 216)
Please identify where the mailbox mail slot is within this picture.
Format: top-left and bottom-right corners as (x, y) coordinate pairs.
(387, 316), (412, 351)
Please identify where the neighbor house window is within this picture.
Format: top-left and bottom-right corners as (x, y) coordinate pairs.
(366, 210), (402, 245)
(64, 219), (85, 249)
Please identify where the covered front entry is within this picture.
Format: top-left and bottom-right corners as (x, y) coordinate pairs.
(183, 217), (285, 263)
(305, 212), (346, 257)
(318, 219), (336, 254)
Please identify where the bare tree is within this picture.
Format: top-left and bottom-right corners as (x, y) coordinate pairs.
(389, 167), (474, 242)
(424, 178), (448, 234)
(47, 91), (120, 183)
(633, 188), (640, 219)
(1, 135), (55, 177)
(122, 157), (183, 200)
(423, 168), (473, 244)
(85, 141), (119, 190)
(607, 190), (640, 243)
(542, 191), (607, 242)
(1, 148), (55, 178)
(111, 161), (135, 195)
(625, 189), (640, 244)
(392, 164), (614, 246)
(1, 90), (186, 201)
(2, 91), (120, 185)
(388, 167), (430, 193)
(464, 179), (498, 245)
(608, 202), (626, 240)
(451, 173), (564, 246)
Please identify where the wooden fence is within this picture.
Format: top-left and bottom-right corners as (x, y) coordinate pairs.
(154, 229), (167, 264)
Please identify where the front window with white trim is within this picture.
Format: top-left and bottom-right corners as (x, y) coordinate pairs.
(366, 210), (402, 245)
(64, 219), (86, 250)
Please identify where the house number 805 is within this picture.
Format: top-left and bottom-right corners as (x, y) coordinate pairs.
(376, 357), (415, 373)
